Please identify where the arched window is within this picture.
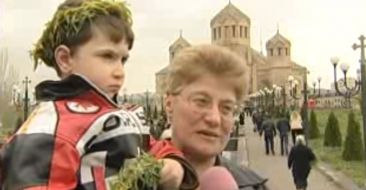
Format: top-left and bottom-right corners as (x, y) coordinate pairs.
(225, 26), (229, 38)
(278, 47), (282, 56)
(239, 26), (243, 37)
(213, 28), (216, 40)
(285, 48), (288, 56)
(232, 25), (236, 37)
(244, 26), (248, 38)
(218, 27), (221, 39)
(270, 48), (273, 56)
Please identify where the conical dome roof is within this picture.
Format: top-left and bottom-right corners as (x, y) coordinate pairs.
(210, 3), (250, 27)
(266, 31), (291, 47)
(169, 34), (190, 52)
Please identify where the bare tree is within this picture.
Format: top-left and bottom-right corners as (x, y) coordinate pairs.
(0, 47), (20, 122)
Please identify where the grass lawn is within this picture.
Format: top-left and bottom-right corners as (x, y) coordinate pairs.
(309, 108), (365, 188)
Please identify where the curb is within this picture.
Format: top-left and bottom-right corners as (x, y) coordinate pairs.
(315, 161), (365, 190)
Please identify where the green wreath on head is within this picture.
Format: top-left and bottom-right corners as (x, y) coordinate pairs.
(31, 0), (132, 70)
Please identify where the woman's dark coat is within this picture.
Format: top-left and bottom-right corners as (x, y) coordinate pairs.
(288, 144), (316, 188)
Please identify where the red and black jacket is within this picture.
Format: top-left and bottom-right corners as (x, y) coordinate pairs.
(0, 74), (198, 190)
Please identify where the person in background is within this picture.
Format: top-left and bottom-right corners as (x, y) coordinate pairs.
(276, 115), (291, 156)
(251, 110), (258, 132)
(260, 114), (276, 155)
(252, 110), (263, 133)
(290, 110), (303, 145)
(163, 44), (269, 189)
(239, 110), (245, 127)
(288, 135), (316, 190)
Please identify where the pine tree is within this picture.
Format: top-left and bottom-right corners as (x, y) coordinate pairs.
(323, 111), (342, 147)
(342, 111), (363, 161)
(309, 110), (320, 139)
(153, 105), (158, 120)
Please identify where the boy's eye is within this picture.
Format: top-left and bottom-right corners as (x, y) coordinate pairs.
(121, 56), (129, 65)
(101, 53), (115, 60)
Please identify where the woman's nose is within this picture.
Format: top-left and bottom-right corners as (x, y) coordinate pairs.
(204, 105), (222, 127)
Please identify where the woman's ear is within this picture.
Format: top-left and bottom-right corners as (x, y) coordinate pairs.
(54, 45), (73, 77)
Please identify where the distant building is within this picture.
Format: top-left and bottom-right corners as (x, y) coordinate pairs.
(308, 77), (360, 109)
(155, 2), (307, 101)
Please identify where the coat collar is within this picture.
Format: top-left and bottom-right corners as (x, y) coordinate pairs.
(35, 74), (119, 107)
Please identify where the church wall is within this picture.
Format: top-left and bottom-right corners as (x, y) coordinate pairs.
(212, 20), (250, 46)
(155, 74), (167, 96)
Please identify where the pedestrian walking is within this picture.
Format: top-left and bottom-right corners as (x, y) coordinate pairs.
(255, 111), (264, 133)
(239, 111), (245, 127)
(288, 135), (316, 190)
(260, 115), (276, 155)
(290, 111), (303, 145)
(276, 116), (291, 155)
(251, 110), (258, 132)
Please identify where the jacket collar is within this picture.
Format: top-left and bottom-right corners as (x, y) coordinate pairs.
(35, 74), (119, 107)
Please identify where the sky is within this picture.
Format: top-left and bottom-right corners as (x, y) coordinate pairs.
(1, 0), (366, 94)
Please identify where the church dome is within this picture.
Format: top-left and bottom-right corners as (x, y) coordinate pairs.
(169, 34), (191, 52)
(210, 2), (250, 27)
(168, 33), (191, 63)
(266, 31), (291, 47)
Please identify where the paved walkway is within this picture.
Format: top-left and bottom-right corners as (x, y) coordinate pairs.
(243, 117), (345, 190)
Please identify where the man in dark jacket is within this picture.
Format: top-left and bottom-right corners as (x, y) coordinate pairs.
(253, 111), (264, 133)
(260, 115), (276, 155)
(239, 111), (245, 127)
(276, 117), (291, 156)
(288, 135), (316, 190)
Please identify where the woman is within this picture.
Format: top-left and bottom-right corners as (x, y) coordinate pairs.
(288, 135), (316, 190)
(290, 111), (303, 145)
(164, 44), (268, 189)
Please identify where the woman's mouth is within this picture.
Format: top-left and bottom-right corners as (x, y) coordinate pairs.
(197, 130), (220, 140)
(109, 85), (121, 92)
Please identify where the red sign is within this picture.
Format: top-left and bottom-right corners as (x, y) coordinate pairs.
(308, 99), (316, 108)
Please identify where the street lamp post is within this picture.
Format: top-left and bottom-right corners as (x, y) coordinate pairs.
(288, 76), (300, 108)
(288, 75), (310, 144)
(22, 76), (31, 121)
(281, 85), (287, 109)
(272, 84), (284, 116)
(312, 81), (317, 96)
(331, 57), (360, 108)
(317, 77), (322, 97)
(352, 35), (366, 180)
(12, 84), (21, 109)
(272, 84), (282, 108)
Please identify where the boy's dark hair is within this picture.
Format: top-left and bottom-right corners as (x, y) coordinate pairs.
(31, 0), (134, 76)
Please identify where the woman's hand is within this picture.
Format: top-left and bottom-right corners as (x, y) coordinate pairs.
(159, 158), (184, 190)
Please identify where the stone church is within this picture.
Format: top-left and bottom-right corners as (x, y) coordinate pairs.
(155, 2), (307, 101)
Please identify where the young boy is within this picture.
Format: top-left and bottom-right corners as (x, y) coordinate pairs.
(0, 0), (197, 189)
